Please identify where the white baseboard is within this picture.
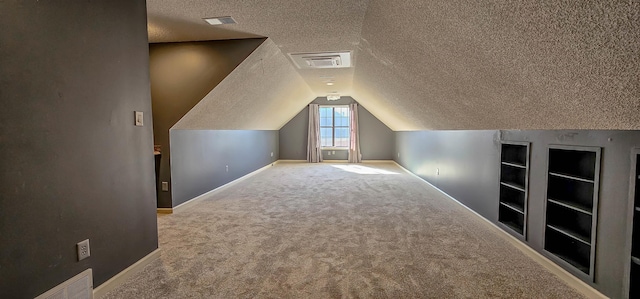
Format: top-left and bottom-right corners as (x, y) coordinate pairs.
(276, 159), (307, 163)
(276, 159), (394, 164)
(93, 248), (161, 298)
(171, 162), (277, 213)
(392, 161), (607, 299)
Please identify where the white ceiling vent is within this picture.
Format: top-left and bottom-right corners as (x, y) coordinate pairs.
(288, 51), (352, 69)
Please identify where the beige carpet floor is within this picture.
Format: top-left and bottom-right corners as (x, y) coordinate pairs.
(103, 162), (585, 298)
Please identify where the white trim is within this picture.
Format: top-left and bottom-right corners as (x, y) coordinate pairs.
(277, 159), (307, 163)
(321, 147), (349, 151)
(171, 162), (276, 213)
(322, 160), (349, 163)
(273, 160), (394, 164)
(93, 249), (161, 298)
(392, 161), (607, 299)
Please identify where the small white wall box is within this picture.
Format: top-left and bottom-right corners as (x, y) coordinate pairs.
(135, 111), (144, 126)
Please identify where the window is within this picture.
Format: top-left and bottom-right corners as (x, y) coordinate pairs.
(320, 106), (350, 147)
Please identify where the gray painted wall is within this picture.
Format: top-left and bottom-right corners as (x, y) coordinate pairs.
(149, 39), (265, 208)
(0, 1), (158, 298)
(170, 130), (278, 207)
(279, 97), (394, 160)
(395, 130), (640, 298)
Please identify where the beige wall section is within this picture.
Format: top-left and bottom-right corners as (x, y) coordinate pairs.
(173, 38), (316, 130)
(352, 0), (640, 131)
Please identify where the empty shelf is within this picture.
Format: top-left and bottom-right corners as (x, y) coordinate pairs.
(501, 182), (525, 192)
(500, 202), (524, 214)
(500, 220), (524, 234)
(501, 161), (526, 169)
(549, 172), (595, 184)
(549, 250), (590, 274)
(547, 224), (591, 245)
(548, 198), (592, 215)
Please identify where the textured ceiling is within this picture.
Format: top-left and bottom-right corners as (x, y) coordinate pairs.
(353, 0), (640, 130)
(147, 0), (369, 97)
(148, 0), (640, 131)
(173, 39), (315, 130)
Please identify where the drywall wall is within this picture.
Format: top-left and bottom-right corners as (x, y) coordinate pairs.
(395, 129), (640, 298)
(149, 39), (265, 208)
(173, 38), (316, 130)
(353, 0), (640, 130)
(170, 130), (278, 207)
(0, 1), (157, 298)
(279, 97), (394, 160)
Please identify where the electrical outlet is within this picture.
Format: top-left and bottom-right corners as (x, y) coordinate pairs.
(270, 152), (273, 157)
(134, 111), (143, 126)
(398, 152), (400, 158)
(77, 239), (90, 261)
(161, 182), (169, 191)
(225, 165), (229, 172)
(436, 168), (440, 175)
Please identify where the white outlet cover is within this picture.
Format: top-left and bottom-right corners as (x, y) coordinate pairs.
(77, 239), (90, 261)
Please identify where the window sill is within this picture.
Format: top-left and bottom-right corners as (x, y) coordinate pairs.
(322, 147), (348, 151)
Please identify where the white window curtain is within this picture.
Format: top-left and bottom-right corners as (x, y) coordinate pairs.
(348, 103), (362, 163)
(307, 104), (323, 163)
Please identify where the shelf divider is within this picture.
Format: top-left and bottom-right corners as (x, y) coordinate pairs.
(547, 224), (591, 245)
(500, 202), (524, 214)
(501, 161), (526, 169)
(549, 172), (595, 184)
(500, 182), (525, 192)
(548, 198), (592, 215)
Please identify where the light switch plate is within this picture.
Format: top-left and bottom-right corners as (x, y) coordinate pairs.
(161, 182), (169, 191)
(135, 111), (144, 126)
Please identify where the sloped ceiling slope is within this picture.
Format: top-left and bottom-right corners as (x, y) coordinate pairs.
(147, 0), (369, 97)
(173, 38), (315, 130)
(353, 0), (640, 130)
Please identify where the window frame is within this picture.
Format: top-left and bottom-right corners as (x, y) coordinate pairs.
(319, 105), (350, 149)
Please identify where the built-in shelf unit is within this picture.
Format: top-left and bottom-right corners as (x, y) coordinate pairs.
(498, 142), (530, 237)
(628, 153), (640, 298)
(544, 146), (601, 280)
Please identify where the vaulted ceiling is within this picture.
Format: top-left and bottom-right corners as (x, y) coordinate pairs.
(147, 0), (640, 131)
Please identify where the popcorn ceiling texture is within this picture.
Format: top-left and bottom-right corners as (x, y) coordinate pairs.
(173, 39), (315, 130)
(353, 0), (640, 130)
(147, 0), (370, 97)
(149, 0), (639, 130)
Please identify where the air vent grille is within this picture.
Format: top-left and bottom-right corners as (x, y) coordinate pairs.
(35, 269), (93, 299)
(289, 51), (351, 69)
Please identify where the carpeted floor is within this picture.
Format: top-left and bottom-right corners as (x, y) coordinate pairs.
(103, 162), (585, 298)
